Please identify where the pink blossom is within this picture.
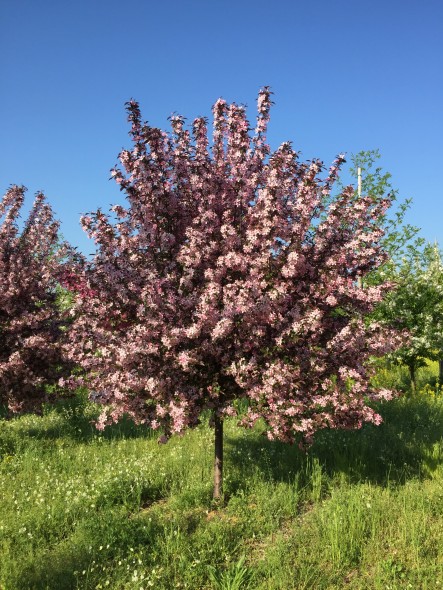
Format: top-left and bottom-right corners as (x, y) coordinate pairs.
(65, 88), (400, 444)
(0, 186), (77, 413)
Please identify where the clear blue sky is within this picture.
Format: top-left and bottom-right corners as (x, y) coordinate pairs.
(1, 0), (442, 256)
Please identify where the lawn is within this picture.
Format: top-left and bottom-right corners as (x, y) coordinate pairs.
(1, 364), (443, 589)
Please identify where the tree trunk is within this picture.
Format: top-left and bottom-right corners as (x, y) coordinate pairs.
(409, 364), (417, 395)
(213, 412), (223, 500)
(439, 358), (443, 391)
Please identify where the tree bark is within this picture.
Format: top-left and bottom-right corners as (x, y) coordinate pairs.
(409, 364), (417, 395)
(213, 412), (223, 500)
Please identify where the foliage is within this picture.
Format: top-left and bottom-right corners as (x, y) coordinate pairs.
(0, 185), (75, 414)
(371, 358), (440, 394)
(345, 151), (443, 390)
(64, 88), (401, 451)
(208, 554), (254, 590)
(374, 242), (443, 389)
(346, 149), (423, 287)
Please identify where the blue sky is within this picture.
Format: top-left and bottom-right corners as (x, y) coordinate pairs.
(1, 0), (442, 256)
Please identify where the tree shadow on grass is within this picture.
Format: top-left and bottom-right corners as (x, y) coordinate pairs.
(8, 501), (213, 590)
(225, 396), (443, 491)
(5, 396), (443, 588)
(7, 509), (165, 590)
(0, 395), (157, 459)
(4, 393), (443, 490)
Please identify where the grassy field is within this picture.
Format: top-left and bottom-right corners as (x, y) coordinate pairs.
(1, 363), (443, 589)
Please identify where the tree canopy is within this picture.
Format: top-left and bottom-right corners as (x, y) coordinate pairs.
(0, 186), (74, 413)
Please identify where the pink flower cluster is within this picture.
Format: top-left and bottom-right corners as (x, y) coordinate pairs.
(64, 89), (400, 443)
(0, 186), (75, 413)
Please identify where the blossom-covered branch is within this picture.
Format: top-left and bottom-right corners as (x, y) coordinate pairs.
(66, 88), (400, 451)
(0, 185), (75, 413)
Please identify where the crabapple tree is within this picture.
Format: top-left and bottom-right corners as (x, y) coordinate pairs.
(66, 89), (400, 498)
(0, 186), (74, 414)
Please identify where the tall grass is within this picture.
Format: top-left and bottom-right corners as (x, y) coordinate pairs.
(1, 364), (443, 589)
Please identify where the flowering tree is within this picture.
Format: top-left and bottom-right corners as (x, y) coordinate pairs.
(66, 89), (400, 498)
(0, 186), (74, 414)
(374, 242), (443, 392)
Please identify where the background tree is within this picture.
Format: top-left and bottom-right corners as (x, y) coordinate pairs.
(65, 89), (400, 499)
(346, 149), (423, 280)
(373, 242), (443, 392)
(348, 151), (443, 391)
(0, 185), (75, 414)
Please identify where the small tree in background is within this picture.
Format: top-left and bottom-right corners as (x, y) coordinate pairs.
(374, 243), (443, 393)
(0, 186), (74, 414)
(347, 149), (423, 278)
(66, 89), (400, 499)
(349, 151), (443, 391)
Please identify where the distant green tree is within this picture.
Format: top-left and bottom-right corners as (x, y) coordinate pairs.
(348, 150), (423, 281)
(350, 150), (443, 392)
(348, 151), (443, 392)
(377, 244), (443, 392)
(374, 243), (443, 392)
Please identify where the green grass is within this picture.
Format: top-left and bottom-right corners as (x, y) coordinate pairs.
(371, 359), (441, 393)
(1, 369), (443, 589)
